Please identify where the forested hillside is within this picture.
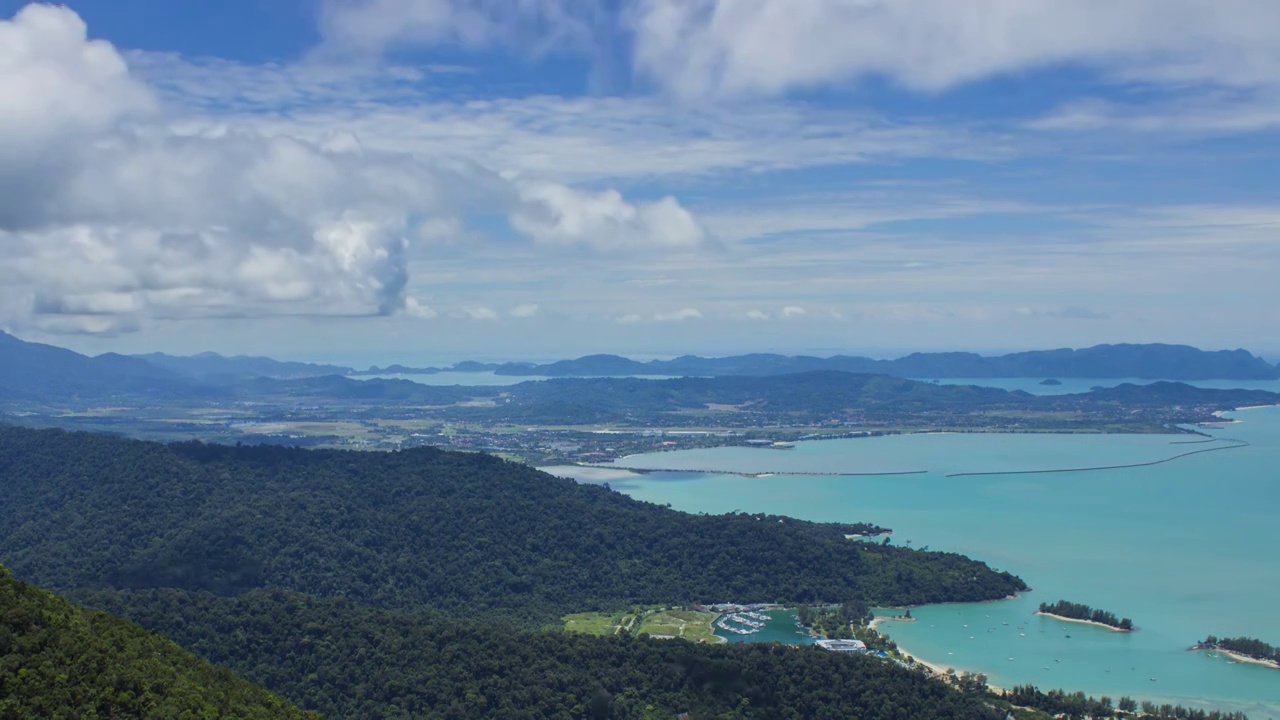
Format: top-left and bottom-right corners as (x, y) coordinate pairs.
(0, 566), (316, 719)
(0, 426), (1024, 624)
(77, 587), (1007, 720)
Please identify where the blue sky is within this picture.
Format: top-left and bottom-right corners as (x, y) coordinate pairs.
(1, 0), (1278, 365)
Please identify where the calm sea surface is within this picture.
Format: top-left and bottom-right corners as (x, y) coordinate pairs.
(351, 371), (684, 386)
(548, 406), (1280, 717)
(359, 371), (1280, 395)
(923, 377), (1280, 396)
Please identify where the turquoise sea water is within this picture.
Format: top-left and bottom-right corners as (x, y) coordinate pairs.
(551, 407), (1280, 717)
(923, 377), (1280, 396)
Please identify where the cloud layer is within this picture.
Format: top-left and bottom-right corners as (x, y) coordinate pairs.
(628, 0), (1280, 97)
(318, 0), (1280, 99)
(0, 4), (704, 334)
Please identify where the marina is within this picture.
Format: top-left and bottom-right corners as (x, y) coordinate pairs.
(712, 609), (821, 645)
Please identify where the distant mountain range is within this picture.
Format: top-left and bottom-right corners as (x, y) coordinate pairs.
(0, 331), (205, 403)
(486, 345), (1280, 380)
(1, 331), (1277, 408)
(133, 351), (351, 381)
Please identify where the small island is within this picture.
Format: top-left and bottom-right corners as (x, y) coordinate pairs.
(1038, 600), (1134, 631)
(1039, 378), (1063, 386)
(1192, 636), (1280, 669)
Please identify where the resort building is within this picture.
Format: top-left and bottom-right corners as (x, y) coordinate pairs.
(816, 639), (867, 655)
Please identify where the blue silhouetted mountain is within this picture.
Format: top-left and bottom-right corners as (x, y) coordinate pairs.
(490, 344), (1280, 380)
(134, 351), (353, 381)
(0, 331), (208, 402)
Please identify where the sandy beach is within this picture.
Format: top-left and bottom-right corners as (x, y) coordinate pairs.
(868, 615), (915, 632)
(539, 465), (641, 482)
(1035, 611), (1132, 632)
(890, 637), (1007, 694)
(1205, 648), (1280, 670)
(870, 616), (1006, 694)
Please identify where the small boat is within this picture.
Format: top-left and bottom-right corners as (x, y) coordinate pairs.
(1150, 678), (1158, 682)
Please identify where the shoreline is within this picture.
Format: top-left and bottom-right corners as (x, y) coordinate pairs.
(889, 637), (1007, 694)
(1036, 611), (1133, 633)
(868, 615), (916, 632)
(1198, 647), (1280, 670)
(870, 609), (1022, 695)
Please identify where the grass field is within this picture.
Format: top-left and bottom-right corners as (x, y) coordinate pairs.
(563, 607), (723, 643)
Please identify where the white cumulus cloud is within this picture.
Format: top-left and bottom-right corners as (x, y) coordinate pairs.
(781, 305), (806, 318)
(0, 3), (705, 335)
(510, 182), (706, 251)
(654, 307), (701, 322)
(403, 296), (438, 319)
(510, 303), (540, 318)
(460, 306), (498, 320)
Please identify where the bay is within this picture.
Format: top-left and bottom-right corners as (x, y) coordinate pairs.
(549, 407), (1280, 717)
(351, 371), (685, 386)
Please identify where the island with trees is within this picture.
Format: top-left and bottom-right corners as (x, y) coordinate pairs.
(1038, 600), (1134, 631)
(1192, 636), (1280, 669)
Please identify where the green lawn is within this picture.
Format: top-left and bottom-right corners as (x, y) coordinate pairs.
(637, 609), (721, 643)
(563, 607), (723, 643)
(562, 610), (631, 635)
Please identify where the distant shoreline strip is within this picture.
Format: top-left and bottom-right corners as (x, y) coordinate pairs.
(944, 440), (1250, 478)
(589, 466), (929, 478)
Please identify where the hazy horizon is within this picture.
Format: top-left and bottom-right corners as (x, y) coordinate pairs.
(15, 328), (1278, 370)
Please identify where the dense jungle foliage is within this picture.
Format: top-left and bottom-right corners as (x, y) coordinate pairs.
(77, 587), (1007, 720)
(0, 566), (315, 720)
(0, 426), (1025, 625)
